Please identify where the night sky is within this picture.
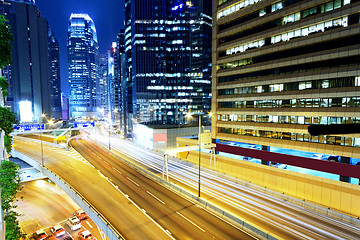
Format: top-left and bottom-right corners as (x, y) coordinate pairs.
(35, 0), (125, 95)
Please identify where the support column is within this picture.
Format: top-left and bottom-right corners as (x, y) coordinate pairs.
(215, 139), (220, 154)
(340, 156), (350, 183)
(261, 145), (270, 165)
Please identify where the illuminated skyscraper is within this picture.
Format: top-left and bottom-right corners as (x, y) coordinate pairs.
(1, 0), (53, 122)
(98, 53), (108, 116)
(67, 13), (99, 118)
(124, 0), (212, 127)
(48, 26), (62, 119)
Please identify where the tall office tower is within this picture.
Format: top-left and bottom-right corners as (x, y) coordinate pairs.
(98, 53), (108, 117)
(67, 13), (99, 118)
(109, 30), (125, 127)
(213, 0), (360, 169)
(1, 0), (52, 123)
(189, 0), (212, 123)
(48, 26), (62, 119)
(124, 0), (212, 126)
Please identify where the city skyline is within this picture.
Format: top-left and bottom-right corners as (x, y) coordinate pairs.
(36, 0), (125, 96)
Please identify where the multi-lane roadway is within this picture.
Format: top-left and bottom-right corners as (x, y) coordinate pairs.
(14, 136), (255, 239)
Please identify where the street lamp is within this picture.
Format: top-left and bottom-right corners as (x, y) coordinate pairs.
(186, 112), (203, 197)
(40, 113), (46, 167)
(108, 118), (111, 151)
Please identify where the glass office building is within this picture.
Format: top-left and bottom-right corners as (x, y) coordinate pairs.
(48, 26), (62, 119)
(67, 13), (99, 118)
(124, 0), (212, 126)
(213, 0), (360, 162)
(1, 0), (53, 122)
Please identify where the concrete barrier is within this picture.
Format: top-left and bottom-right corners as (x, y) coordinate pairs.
(11, 150), (125, 240)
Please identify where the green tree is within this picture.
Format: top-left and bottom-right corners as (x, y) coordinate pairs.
(0, 107), (17, 135)
(0, 161), (24, 240)
(0, 15), (13, 69)
(4, 134), (12, 154)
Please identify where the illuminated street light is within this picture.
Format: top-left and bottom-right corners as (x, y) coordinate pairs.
(187, 111), (203, 197)
(40, 114), (45, 167)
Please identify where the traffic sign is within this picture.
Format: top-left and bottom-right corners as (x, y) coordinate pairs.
(74, 121), (95, 128)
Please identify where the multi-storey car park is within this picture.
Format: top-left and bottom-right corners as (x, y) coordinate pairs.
(212, 0), (360, 180)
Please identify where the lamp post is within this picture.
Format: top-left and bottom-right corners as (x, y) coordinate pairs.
(187, 112), (203, 197)
(40, 113), (45, 167)
(198, 114), (202, 197)
(108, 119), (111, 151)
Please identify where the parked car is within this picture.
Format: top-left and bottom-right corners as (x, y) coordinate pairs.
(33, 229), (48, 240)
(74, 210), (88, 220)
(66, 216), (81, 230)
(327, 155), (340, 162)
(50, 224), (66, 238)
(78, 229), (95, 240)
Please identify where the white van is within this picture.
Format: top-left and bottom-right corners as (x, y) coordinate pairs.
(66, 216), (81, 231)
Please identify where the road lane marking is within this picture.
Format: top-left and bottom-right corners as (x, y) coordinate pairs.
(176, 212), (205, 232)
(106, 177), (175, 240)
(127, 177), (139, 186)
(147, 191), (165, 205)
(86, 221), (93, 229)
(113, 167), (122, 174)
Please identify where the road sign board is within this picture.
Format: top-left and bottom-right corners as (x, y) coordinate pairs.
(74, 121), (95, 128)
(15, 124), (45, 131)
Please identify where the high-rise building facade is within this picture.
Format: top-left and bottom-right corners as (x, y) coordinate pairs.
(67, 13), (99, 118)
(124, 0), (212, 127)
(48, 26), (62, 119)
(213, 0), (360, 161)
(98, 53), (108, 117)
(108, 30), (125, 128)
(1, 0), (53, 123)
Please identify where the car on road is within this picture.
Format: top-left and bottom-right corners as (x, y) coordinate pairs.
(33, 229), (48, 240)
(78, 229), (95, 240)
(74, 210), (88, 220)
(66, 216), (81, 230)
(50, 224), (66, 238)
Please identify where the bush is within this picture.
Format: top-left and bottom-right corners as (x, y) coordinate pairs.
(0, 107), (17, 135)
(4, 134), (12, 153)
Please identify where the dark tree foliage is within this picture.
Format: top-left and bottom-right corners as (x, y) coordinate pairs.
(0, 107), (17, 135)
(0, 76), (9, 98)
(0, 15), (13, 69)
(0, 161), (25, 240)
(4, 134), (12, 153)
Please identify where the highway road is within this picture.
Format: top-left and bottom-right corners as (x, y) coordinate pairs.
(71, 138), (255, 240)
(14, 137), (175, 240)
(14, 136), (256, 240)
(15, 179), (107, 240)
(91, 134), (360, 240)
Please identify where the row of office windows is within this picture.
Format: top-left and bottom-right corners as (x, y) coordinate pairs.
(218, 97), (360, 108)
(219, 114), (358, 125)
(282, 0), (350, 25)
(218, 0), (263, 19)
(219, 16), (354, 64)
(218, 77), (360, 96)
(218, 55), (360, 83)
(226, 0), (350, 55)
(218, 2), (358, 45)
(218, 127), (360, 147)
